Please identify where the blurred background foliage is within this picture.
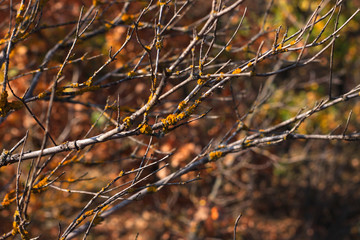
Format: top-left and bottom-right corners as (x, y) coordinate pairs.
(1, 0), (360, 239)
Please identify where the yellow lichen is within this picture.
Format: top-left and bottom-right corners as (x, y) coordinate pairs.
(93, 0), (99, 7)
(158, 0), (167, 6)
(244, 139), (252, 145)
(85, 210), (94, 216)
(0, 38), (8, 45)
(19, 227), (29, 239)
(147, 185), (157, 193)
(85, 77), (93, 86)
(123, 116), (132, 127)
(15, 4), (25, 24)
(232, 68), (242, 74)
(105, 23), (112, 29)
(100, 205), (109, 212)
(145, 93), (154, 107)
(184, 104), (196, 115)
(276, 43), (283, 51)
(177, 101), (187, 111)
(167, 114), (177, 125)
(197, 78), (206, 85)
(209, 151), (223, 161)
(155, 40), (163, 50)
(139, 123), (152, 134)
(121, 14), (134, 24)
(32, 177), (48, 193)
(161, 114), (178, 131)
(176, 112), (186, 120)
(1, 190), (15, 207)
(76, 215), (85, 224)
(127, 71), (136, 77)
(12, 218), (19, 235)
(105, 105), (117, 111)
(62, 153), (83, 166)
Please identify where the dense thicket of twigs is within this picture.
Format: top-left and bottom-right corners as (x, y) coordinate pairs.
(0, 0), (360, 239)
